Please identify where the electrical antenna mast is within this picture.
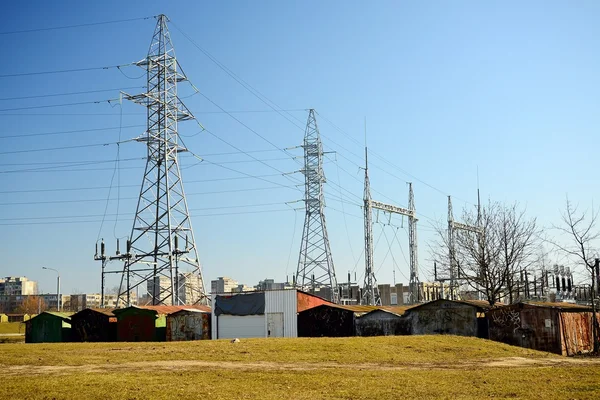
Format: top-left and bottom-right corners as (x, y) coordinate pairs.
(110, 14), (206, 306)
(296, 109), (338, 303)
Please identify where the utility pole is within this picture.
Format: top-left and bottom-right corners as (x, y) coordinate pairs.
(295, 109), (338, 303)
(42, 267), (60, 312)
(96, 15), (206, 306)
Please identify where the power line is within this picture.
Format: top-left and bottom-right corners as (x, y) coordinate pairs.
(0, 141), (122, 155)
(0, 98), (119, 112)
(0, 174), (285, 194)
(0, 63), (135, 78)
(0, 186), (298, 206)
(0, 208), (297, 226)
(169, 21), (307, 132)
(0, 124), (144, 140)
(0, 16), (156, 35)
(0, 86), (144, 102)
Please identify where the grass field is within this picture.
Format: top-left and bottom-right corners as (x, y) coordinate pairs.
(0, 322), (25, 334)
(1, 336), (599, 399)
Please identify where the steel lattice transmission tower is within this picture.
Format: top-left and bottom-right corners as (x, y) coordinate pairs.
(295, 109), (339, 303)
(362, 147), (380, 306)
(116, 14), (206, 306)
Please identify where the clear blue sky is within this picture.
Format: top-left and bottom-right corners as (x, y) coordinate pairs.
(0, 1), (598, 294)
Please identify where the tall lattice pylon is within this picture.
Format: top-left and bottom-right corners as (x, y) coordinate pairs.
(117, 14), (206, 306)
(295, 109), (338, 303)
(362, 147), (380, 306)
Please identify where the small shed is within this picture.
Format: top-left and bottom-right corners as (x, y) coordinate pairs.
(25, 312), (72, 343)
(71, 308), (117, 342)
(7, 314), (26, 323)
(166, 309), (211, 341)
(355, 308), (411, 336)
(212, 289), (312, 339)
(0, 313), (7, 323)
(114, 305), (210, 342)
(403, 299), (492, 338)
(487, 302), (600, 356)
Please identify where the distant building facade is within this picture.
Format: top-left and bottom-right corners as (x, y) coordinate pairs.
(0, 277), (38, 296)
(211, 277), (240, 294)
(148, 273), (204, 305)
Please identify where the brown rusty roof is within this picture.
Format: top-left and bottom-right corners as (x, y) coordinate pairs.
(523, 301), (593, 311)
(131, 305), (211, 314)
(81, 308), (116, 317)
(306, 303), (414, 315)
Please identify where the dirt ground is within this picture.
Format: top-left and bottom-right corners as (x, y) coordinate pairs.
(4, 355), (599, 376)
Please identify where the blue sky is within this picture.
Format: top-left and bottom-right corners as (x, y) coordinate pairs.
(0, 1), (598, 294)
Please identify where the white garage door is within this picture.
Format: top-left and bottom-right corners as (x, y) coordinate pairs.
(217, 315), (266, 339)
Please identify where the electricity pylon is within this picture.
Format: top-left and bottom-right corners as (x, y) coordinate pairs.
(113, 14), (206, 306)
(362, 147), (380, 305)
(363, 148), (420, 305)
(296, 109), (338, 303)
(447, 195), (482, 300)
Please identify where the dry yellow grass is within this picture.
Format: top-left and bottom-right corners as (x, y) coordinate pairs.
(1, 336), (599, 399)
(0, 322), (25, 334)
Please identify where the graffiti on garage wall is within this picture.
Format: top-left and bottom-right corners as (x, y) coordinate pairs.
(490, 308), (521, 332)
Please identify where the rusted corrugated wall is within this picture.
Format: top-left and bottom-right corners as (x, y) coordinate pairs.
(486, 304), (592, 355)
(559, 312), (600, 356)
(488, 304), (562, 353)
(166, 311), (211, 341)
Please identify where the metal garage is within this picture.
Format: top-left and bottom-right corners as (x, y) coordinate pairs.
(211, 289), (300, 339)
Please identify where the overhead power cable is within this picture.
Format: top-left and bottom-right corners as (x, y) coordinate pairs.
(0, 63), (136, 78)
(0, 86), (144, 101)
(0, 98), (120, 112)
(0, 208), (298, 226)
(0, 124), (144, 140)
(0, 16), (156, 35)
(0, 174), (285, 194)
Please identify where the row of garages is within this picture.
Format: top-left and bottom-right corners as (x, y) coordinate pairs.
(25, 306), (211, 343)
(24, 289), (600, 356)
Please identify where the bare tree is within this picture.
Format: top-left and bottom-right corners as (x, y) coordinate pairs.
(431, 201), (538, 306)
(552, 197), (600, 353)
(16, 296), (47, 315)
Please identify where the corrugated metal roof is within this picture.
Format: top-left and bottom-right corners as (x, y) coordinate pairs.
(403, 299), (496, 312)
(168, 308), (210, 315)
(115, 305), (211, 315)
(523, 301), (593, 311)
(27, 311), (73, 322)
(74, 308), (116, 317)
(307, 303), (414, 315)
